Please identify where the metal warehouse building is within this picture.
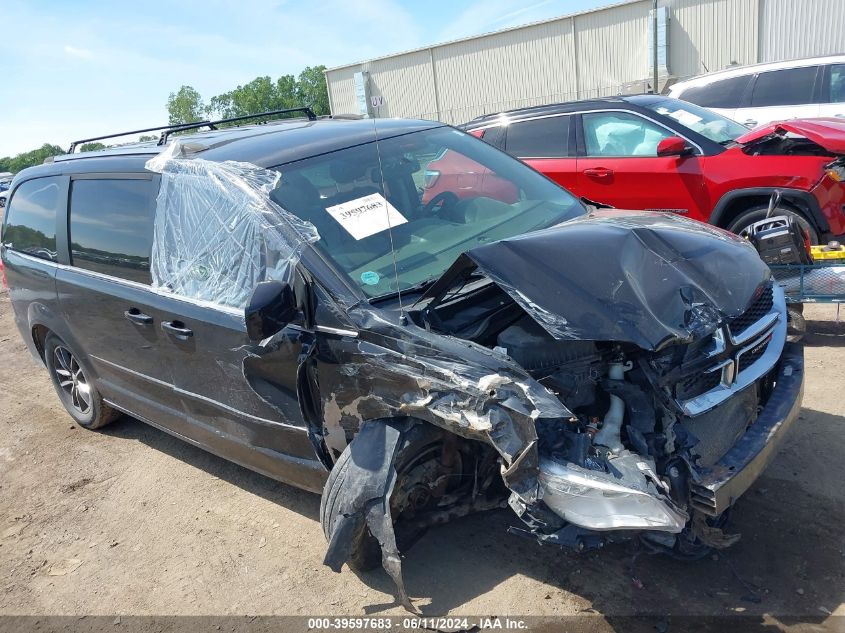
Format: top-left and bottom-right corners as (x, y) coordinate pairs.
(324, 0), (845, 124)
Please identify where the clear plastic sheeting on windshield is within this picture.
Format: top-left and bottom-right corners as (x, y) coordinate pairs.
(145, 141), (319, 310)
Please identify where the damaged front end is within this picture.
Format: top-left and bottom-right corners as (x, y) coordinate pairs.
(316, 210), (803, 608)
(146, 134), (802, 611)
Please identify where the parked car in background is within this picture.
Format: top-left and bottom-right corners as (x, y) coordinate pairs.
(667, 55), (845, 128)
(0, 189), (8, 211)
(454, 95), (845, 243)
(1, 111), (803, 611)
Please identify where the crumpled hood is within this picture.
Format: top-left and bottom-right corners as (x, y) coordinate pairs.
(736, 118), (845, 154)
(425, 210), (770, 351)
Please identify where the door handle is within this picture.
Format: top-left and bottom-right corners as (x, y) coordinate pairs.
(124, 308), (153, 325)
(583, 167), (613, 178)
(161, 320), (193, 339)
(744, 119), (758, 127)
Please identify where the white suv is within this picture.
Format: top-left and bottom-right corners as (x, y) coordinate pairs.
(668, 55), (845, 128)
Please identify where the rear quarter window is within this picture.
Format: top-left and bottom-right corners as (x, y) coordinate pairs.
(69, 178), (158, 284)
(469, 125), (506, 150)
(828, 63), (845, 103)
(505, 116), (570, 157)
(2, 177), (62, 262)
(677, 75), (751, 108)
(750, 66), (818, 107)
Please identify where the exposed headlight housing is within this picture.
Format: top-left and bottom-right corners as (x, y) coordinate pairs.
(825, 159), (845, 183)
(539, 455), (688, 533)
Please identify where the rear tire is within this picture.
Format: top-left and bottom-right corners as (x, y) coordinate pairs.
(726, 203), (819, 245)
(44, 333), (119, 430)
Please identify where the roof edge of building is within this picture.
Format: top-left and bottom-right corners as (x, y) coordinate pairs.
(324, 0), (643, 74)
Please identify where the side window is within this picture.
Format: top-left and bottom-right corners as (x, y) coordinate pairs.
(582, 112), (672, 157)
(505, 116), (570, 157)
(69, 178), (157, 284)
(829, 64), (845, 103)
(471, 126), (506, 150)
(679, 75), (751, 108)
(751, 66), (818, 107)
(2, 177), (61, 261)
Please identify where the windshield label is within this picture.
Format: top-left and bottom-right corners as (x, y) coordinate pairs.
(325, 192), (408, 240)
(360, 271), (380, 285)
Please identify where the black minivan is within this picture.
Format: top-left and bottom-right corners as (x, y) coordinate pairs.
(1, 111), (804, 611)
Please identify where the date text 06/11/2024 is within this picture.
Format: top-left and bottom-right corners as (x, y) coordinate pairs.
(306, 616), (529, 630)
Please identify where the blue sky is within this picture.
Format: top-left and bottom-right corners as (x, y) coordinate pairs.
(1, 0), (613, 156)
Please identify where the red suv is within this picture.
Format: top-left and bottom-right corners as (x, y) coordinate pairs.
(424, 95), (845, 243)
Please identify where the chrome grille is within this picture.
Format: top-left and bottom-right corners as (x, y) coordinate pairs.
(675, 370), (721, 401)
(728, 285), (773, 338)
(676, 283), (785, 417)
(737, 335), (772, 373)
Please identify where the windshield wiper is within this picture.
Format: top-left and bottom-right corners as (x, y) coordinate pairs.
(371, 269), (489, 306)
(369, 277), (439, 303)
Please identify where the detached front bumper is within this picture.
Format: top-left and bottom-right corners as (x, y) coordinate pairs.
(689, 342), (805, 516)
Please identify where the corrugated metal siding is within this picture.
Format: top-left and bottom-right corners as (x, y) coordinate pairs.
(668, 0), (758, 80)
(325, 0), (843, 122)
(361, 50), (437, 119)
(759, 0), (845, 61)
(325, 66), (358, 116)
(574, 0), (650, 97)
(432, 18), (577, 124)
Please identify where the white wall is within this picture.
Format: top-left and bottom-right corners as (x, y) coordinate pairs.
(325, 0), (844, 124)
(432, 16), (579, 123)
(669, 0), (758, 79)
(759, 0), (845, 62)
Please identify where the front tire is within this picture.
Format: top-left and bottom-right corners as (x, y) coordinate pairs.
(320, 423), (468, 572)
(44, 333), (119, 430)
(726, 203), (819, 245)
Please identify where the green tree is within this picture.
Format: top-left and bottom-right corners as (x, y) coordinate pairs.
(5, 144), (65, 174)
(166, 85), (206, 125)
(79, 142), (106, 152)
(296, 65), (329, 115)
(166, 65), (331, 131)
(206, 75), (298, 121)
(138, 135), (157, 142)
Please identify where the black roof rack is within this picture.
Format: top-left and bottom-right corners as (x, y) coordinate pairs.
(465, 97), (630, 125)
(67, 107), (318, 154)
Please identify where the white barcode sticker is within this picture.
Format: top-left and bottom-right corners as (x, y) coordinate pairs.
(325, 193), (408, 240)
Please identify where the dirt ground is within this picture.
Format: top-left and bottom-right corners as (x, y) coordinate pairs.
(1, 287), (844, 630)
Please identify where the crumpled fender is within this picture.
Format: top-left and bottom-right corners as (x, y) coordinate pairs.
(322, 418), (418, 613)
(313, 311), (570, 612)
(316, 306), (571, 501)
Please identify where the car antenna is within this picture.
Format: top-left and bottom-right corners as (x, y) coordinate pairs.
(369, 114), (407, 323)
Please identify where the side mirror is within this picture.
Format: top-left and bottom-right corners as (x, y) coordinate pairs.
(657, 136), (692, 157)
(245, 280), (297, 341)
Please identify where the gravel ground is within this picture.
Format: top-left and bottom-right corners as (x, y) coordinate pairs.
(0, 288), (843, 630)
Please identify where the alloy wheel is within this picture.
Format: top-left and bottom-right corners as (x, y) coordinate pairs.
(53, 346), (92, 415)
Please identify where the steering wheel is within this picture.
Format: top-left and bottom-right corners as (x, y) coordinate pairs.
(421, 191), (459, 218)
